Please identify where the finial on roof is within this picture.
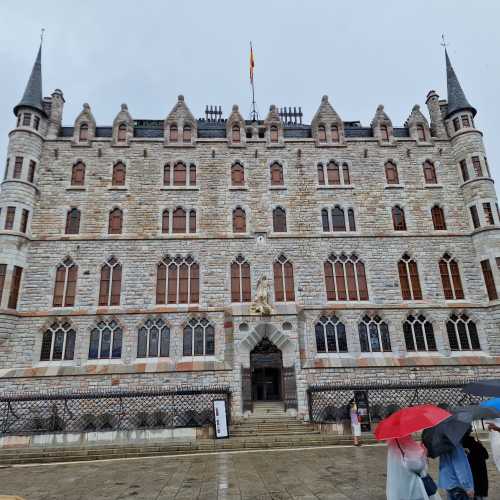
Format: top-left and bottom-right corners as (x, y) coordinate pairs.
(121, 103), (128, 111)
(14, 43), (45, 116)
(232, 104), (239, 112)
(178, 95), (184, 101)
(270, 104), (276, 111)
(321, 95), (328, 103)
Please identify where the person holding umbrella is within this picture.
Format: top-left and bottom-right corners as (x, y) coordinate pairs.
(462, 429), (489, 500)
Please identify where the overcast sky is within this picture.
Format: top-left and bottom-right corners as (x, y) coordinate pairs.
(0, 0), (499, 196)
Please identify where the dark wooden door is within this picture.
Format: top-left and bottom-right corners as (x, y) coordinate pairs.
(252, 367), (281, 401)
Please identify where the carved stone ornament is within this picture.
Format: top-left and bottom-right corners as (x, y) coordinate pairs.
(250, 275), (273, 315)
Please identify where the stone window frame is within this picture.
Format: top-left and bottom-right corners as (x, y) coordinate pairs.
(317, 160), (352, 188)
(232, 206), (248, 234)
(230, 161), (246, 188)
(320, 205), (357, 234)
(160, 206), (197, 235)
(70, 160), (86, 187)
(98, 256), (122, 307)
(430, 204), (447, 231)
(230, 254), (251, 303)
(446, 312), (481, 352)
(162, 160), (198, 189)
(39, 321), (77, 364)
(271, 205), (288, 233)
(459, 154), (491, 186)
(391, 204), (408, 232)
(182, 317), (216, 358)
(480, 258), (498, 301)
(358, 314), (392, 353)
(438, 252), (466, 301)
(156, 254), (200, 305)
(52, 256), (78, 308)
(65, 207), (81, 235)
(273, 253), (295, 303)
(467, 198), (500, 230)
(402, 313), (437, 353)
(323, 252), (369, 302)
(107, 206), (124, 235)
(111, 160), (127, 187)
(397, 252), (424, 301)
(88, 318), (124, 361)
(384, 159), (401, 186)
(422, 159), (438, 185)
(314, 314), (348, 354)
(136, 317), (171, 359)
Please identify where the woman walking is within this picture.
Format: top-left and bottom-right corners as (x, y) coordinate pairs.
(350, 401), (361, 446)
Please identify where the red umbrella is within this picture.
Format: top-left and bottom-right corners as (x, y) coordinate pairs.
(374, 404), (452, 441)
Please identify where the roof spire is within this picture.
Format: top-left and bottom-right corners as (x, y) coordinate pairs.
(444, 43), (476, 118)
(13, 39), (45, 116)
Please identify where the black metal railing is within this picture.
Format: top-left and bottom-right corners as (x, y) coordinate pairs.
(0, 386), (231, 436)
(307, 379), (481, 424)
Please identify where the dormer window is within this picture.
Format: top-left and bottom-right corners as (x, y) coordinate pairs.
(331, 125), (339, 143)
(232, 125), (241, 143)
(417, 124), (426, 141)
(170, 124), (178, 142)
(79, 123), (89, 142)
(183, 125), (192, 143)
(318, 125), (327, 143)
(117, 124), (127, 142)
(380, 125), (389, 142)
(270, 125), (278, 143)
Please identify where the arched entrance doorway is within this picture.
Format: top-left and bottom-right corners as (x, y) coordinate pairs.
(250, 338), (282, 401)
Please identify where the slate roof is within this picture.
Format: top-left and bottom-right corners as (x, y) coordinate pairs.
(14, 45), (46, 116)
(445, 49), (476, 118)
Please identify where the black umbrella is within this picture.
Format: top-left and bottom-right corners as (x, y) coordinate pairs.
(463, 379), (500, 397)
(451, 406), (500, 420)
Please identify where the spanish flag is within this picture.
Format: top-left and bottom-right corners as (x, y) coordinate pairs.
(250, 43), (255, 83)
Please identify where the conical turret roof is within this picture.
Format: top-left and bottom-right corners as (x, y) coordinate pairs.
(445, 49), (476, 118)
(14, 44), (45, 116)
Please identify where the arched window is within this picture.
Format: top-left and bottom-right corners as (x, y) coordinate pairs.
(423, 161), (437, 184)
(446, 314), (480, 351)
(189, 209), (197, 233)
(162, 209), (169, 233)
(326, 161), (340, 185)
(171, 207), (186, 233)
(232, 207), (246, 233)
(385, 161), (399, 184)
(183, 318), (214, 356)
(163, 164), (170, 186)
(331, 206), (346, 232)
(231, 163), (245, 186)
(331, 125), (340, 143)
(71, 161), (86, 186)
(231, 255), (251, 303)
(270, 125), (279, 143)
(169, 124), (178, 142)
(53, 257), (78, 307)
(398, 253), (423, 300)
(380, 124), (389, 142)
(403, 315), (436, 352)
(392, 206), (407, 231)
(431, 205), (447, 230)
(321, 209), (330, 232)
(481, 259), (498, 301)
(108, 208), (123, 234)
(40, 321), (76, 361)
(324, 253), (369, 301)
(318, 125), (327, 143)
(182, 124), (192, 143)
(315, 315), (347, 353)
(232, 125), (241, 143)
(79, 123), (89, 142)
(189, 164), (197, 185)
(156, 255), (199, 304)
(358, 315), (391, 352)
(317, 164), (325, 185)
(347, 208), (356, 231)
(99, 257), (122, 306)
(417, 124), (426, 141)
(273, 207), (287, 232)
(173, 162), (186, 186)
(320, 205), (356, 232)
(65, 208), (81, 235)
(89, 319), (122, 359)
(117, 124), (127, 142)
(270, 162), (284, 186)
(273, 254), (295, 302)
(137, 318), (170, 358)
(112, 162), (126, 186)
(439, 253), (464, 300)
(342, 163), (350, 184)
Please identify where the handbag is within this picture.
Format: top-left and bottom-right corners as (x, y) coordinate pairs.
(419, 473), (438, 496)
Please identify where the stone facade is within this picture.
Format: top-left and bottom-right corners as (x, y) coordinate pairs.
(0, 48), (499, 420)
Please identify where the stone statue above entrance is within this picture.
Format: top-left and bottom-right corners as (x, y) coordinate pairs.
(250, 275), (273, 315)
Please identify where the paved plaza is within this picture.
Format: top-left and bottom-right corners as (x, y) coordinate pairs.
(0, 444), (499, 499)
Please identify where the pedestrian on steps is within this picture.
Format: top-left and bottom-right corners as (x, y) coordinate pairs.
(350, 400), (361, 446)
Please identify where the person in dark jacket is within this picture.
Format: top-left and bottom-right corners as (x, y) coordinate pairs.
(462, 431), (489, 500)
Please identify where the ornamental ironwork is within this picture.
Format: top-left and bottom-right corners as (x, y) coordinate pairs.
(0, 386), (230, 436)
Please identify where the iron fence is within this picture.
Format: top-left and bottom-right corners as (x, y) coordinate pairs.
(0, 386), (231, 436)
(307, 379), (482, 424)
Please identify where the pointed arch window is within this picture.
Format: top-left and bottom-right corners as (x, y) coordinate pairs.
(231, 163), (245, 186)
(172, 207), (186, 233)
(233, 207), (246, 233)
(79, 123), (89, 142)
(156, 255), (199, 305)
(98, 257), (122, 306)
(117, 124), (127, 142)
(232, 125), (241, 143)
(317, 164), (325, 185)
(40, 321), (76, 361)
(332, 206), (346, 232)
(431, 205), (447, 230)
(398, 253), (423, 300)
(163, 164), (170, 186)
(89, 319), (123, 359)
(183, 318), (215, 356)
(53, 257), (78, 307)
(71, 161), (86, 186)
(112, 162), (126, 186)
(270, 125), (279, 143)
(162, 209), (169, 233)
(385, 161), (399, 184)
(358, 315), (391, 352)
(403, 315), (436, 352)
(322, 206), (356, 232)
(417, 124), (426, 141)
(446, 314), (480, 351)
(273, 207), (287, 232)
(189, 209), (197, 233)
(331, 125), (340, 143)
(273, 254), (295, 302)
(327, 161), (341, 185)
(65, 208), (81, 235)
(270, 162), (284, 186)
(380, 125), (389, 142)
(318, 125), (327, 143)
(173, 162), (187, 186)
(423, 161), (437, 184)
(231, 255), (251, 303)
(342, 163), (350, 184)
(392, 206), (407, 231)
(324, 253), (368, 301)
(315, 315), (347, 353)
(439, 253), (464, 300)
(182, 124), (192, 143)
(108, 208), (123, 234)
(481, 259), (498, 301)
(137, 319), (170, 358)
(189, 164), (196, 185)
(169, 124), (178, 142)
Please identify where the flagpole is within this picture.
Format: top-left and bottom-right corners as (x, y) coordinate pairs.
(250, 41), (258, 121)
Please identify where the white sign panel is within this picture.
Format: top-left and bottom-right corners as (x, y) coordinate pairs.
(213, 399), (229, 438)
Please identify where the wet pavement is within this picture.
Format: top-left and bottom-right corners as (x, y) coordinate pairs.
(0, 444), (499, 499)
